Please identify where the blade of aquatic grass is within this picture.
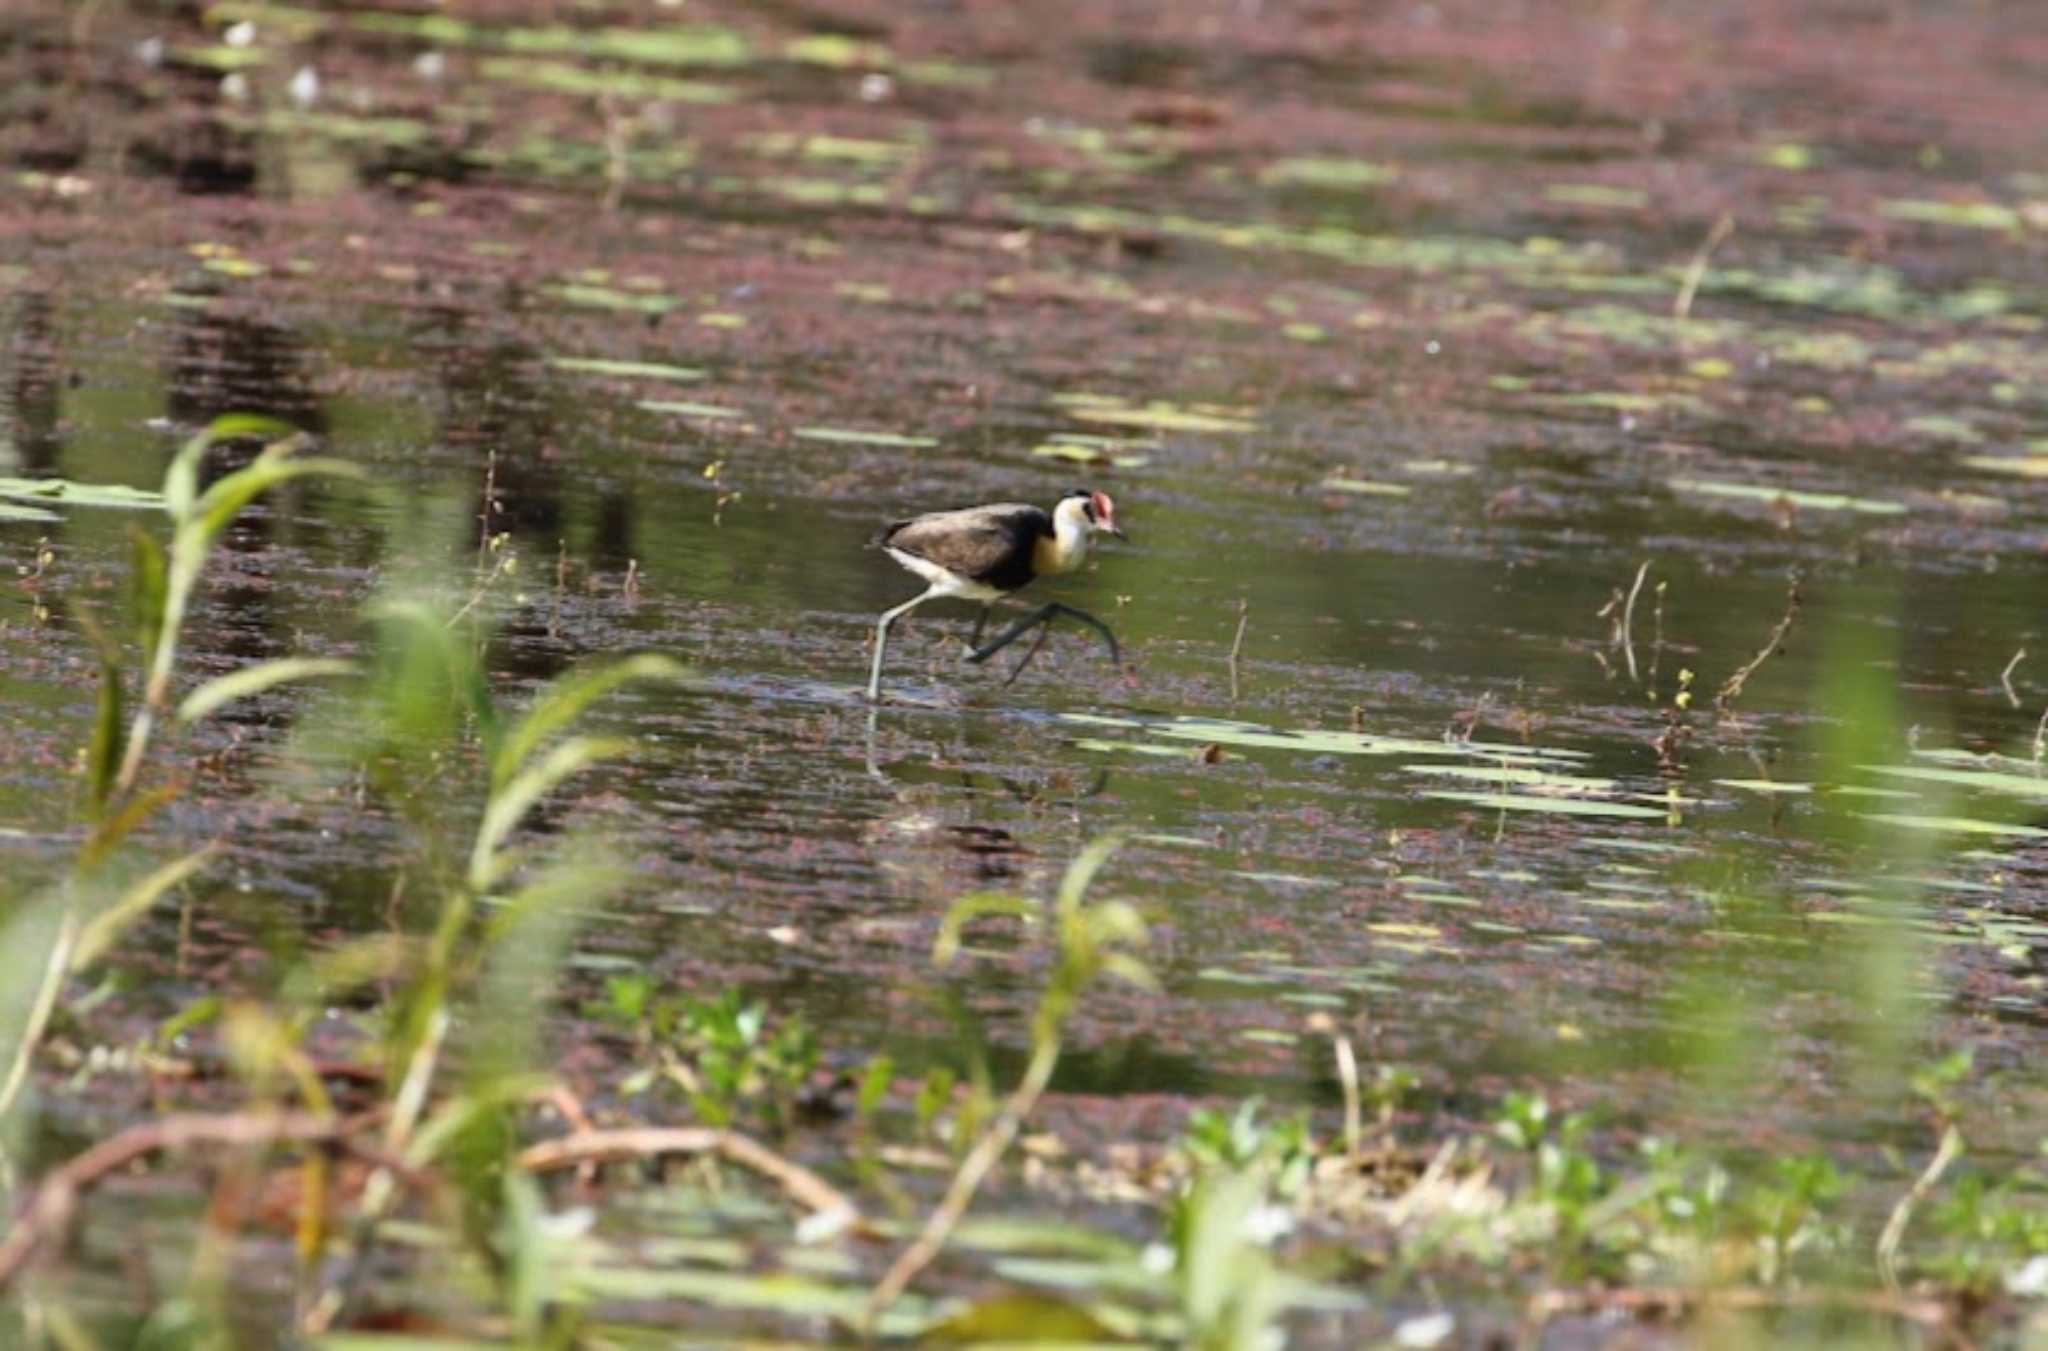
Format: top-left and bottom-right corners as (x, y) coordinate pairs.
(489, 653), (686, 793)
(177, 657), (358, 724)
(469, 736), (636, 890)
(72, 845), (218, 969)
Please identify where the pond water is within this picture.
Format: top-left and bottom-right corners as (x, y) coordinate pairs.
(6, 0), (2048, 1337)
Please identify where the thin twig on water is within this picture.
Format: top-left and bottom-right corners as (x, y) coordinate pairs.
(1310, 1014), (1363, 1164)
(1648, 579), (1668, 697)
(1673, 212), (1735, 321)
(1715, 570), (1803, 718)
(1876, 1124), (1963, 1293)
(1228, 599), (1250, 702)
(865, 1037), (1060, 1330)
(1620, 560), (1649, 683)
(0, 1111), (386, 1288)
(517, 1127), (863, 1230)
(2000, 648), (2024, 709)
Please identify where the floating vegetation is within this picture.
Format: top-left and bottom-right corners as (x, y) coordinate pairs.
(1668, 477), (1907, 516)
(498, 22), (753, 67)
(1858, 813), (2048, 839)
(790, 427), (938, 448)
(1878, 199), (2021, 232)
(1321, 475), (1412, 497)
(0, 477), (167, 512)
(1868, 764), (2048, 800)
(480, 57), (734, 103)
(1259, 157), (1399, 189)
(549, 356), (707, 383)
(1052, 392), (1258, 434)
(1063, 712), (1585, 765)
(1424, 790), (1670, 820)
(1030, 434), (1151, 468)
(639, 399), (744, 420)
(546, 284), (681, 315)
(1961, 454), (2048, 478)
(1403, 764), (1621, 792)
(1544, 183), (1649, 210)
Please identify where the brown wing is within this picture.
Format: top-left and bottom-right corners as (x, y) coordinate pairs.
(875, 503), (1049, 590)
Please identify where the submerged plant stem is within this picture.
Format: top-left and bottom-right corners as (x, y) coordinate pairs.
(1620, 560), (1649, 684)
(0, 907), (79, 1130)
(1875, 1124), (1963, 1292)
(1228, 598), (1250, 702)
(0, 1111), (384, 1289)
(1714, 570), (1803, 718)
(1673, 212), (1735, 321)
(518, 1126), (860, 1224)
(864, 1033), (1060, 1329)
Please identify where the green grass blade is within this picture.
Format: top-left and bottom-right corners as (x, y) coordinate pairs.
(73, 845), (218, 968)
(469, 736), (636, 890)
(165, 413), (300, 521)
(176, 657), (358, 724)
(490, 653), (687, 791)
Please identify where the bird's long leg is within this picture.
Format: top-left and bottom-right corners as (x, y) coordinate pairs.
(1000, 621), (1057, 687)
(967, 602), (1121, 674)
(966, 603), (992, 652)
(868, 589), (936, 701)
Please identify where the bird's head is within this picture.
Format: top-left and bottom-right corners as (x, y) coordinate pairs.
(1061, 488), (1127, 540)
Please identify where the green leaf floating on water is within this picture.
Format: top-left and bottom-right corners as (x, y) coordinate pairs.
(1073, 738), (1205, 758)
(0, 477), (167, 512)
(1063, 711), (1587, 764)
(1961, 454), (2048, 478)
(1404, 764), (1619, 792)
(1878, 198), (2020, 231)
(791, 427), (937, 447)
(1052, 391), (1258, 434)
(546, 285), (679, 315)
(1261, 157), (1398, 188)
(1322, 476), (1412, 497)
(1869, 764), (2048, 799)
(639, 399), (744, 420)
(1426, 790), (1669, 819)
(1857, 812), (2048, 839)
(0, 501), (60, 522)
(549, 356), (706, 383)
(1669, 477), (1906, 515)
(1031, 442), (1150, 468)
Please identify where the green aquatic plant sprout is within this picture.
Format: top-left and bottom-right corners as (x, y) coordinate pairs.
(0, 416), (362, 1133)
(866, 832), (1154, 1328)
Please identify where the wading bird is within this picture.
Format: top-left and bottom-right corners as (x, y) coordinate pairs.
(867, 489), (1126, 701)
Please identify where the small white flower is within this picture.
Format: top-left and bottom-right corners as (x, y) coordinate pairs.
(537, 1206), (595, 1240)
(288, 65), (320, 107)
(1242, 1203), (1293, 1245)
(221, 73), (250, 102)
(414, 50), (446, 80)
(2007, 1254), (2048, 1297)
(1395, 1311), (1455, 1348)
(223, 20), (257, 47)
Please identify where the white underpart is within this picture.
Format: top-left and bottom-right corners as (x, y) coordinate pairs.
(885, 547), (1007, 601)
